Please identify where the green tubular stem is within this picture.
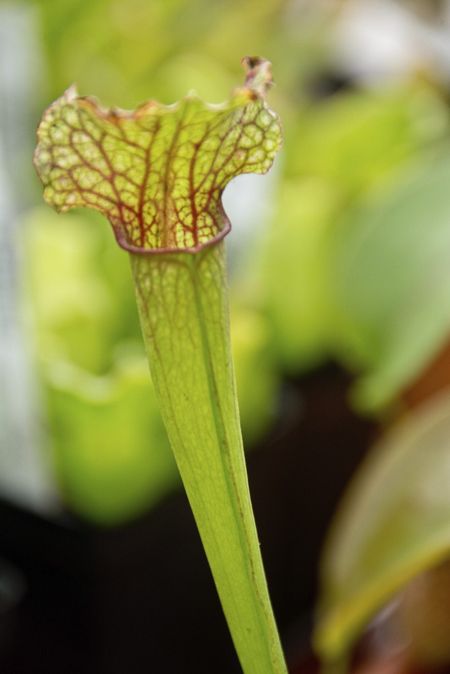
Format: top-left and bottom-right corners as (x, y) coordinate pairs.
(131, 242), (287, 674)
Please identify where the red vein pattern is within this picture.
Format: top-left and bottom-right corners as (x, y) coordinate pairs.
(34, 60), (282, 254)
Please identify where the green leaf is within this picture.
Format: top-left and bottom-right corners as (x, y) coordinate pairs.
(264, 84), (447, 376)
(261, 178), (341, 371)
(34, 59), (286, 674)
(286, 86), (446, 195)
(46, 352), (177, 525)
(23, 207), (129, 374)
(314, 391), (450, 665)
(329, 153), (450, 411)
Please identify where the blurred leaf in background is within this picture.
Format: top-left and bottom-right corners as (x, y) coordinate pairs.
(315, 390), (450, 666)
(22, 207), (177, 523)
(259, 82), (449, 378)
(23, 207), (134, 375)
(330, 148), (450, 411)
(45, 354), (178, 526)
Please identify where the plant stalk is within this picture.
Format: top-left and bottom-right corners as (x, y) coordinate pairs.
(131, 241), (287, 674)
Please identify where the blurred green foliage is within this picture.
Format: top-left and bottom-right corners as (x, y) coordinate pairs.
(261, 84), (449, 378)
(32, 0), (307, 108)
(331, 150), (450, 411)
(45, 355), (177, 525)
(21, 0), (450, 527)
(315, 390), (450, 665)
(22, 207), (176, 523)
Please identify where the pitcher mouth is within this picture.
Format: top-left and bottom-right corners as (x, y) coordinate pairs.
(33, 58), (282, 256)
